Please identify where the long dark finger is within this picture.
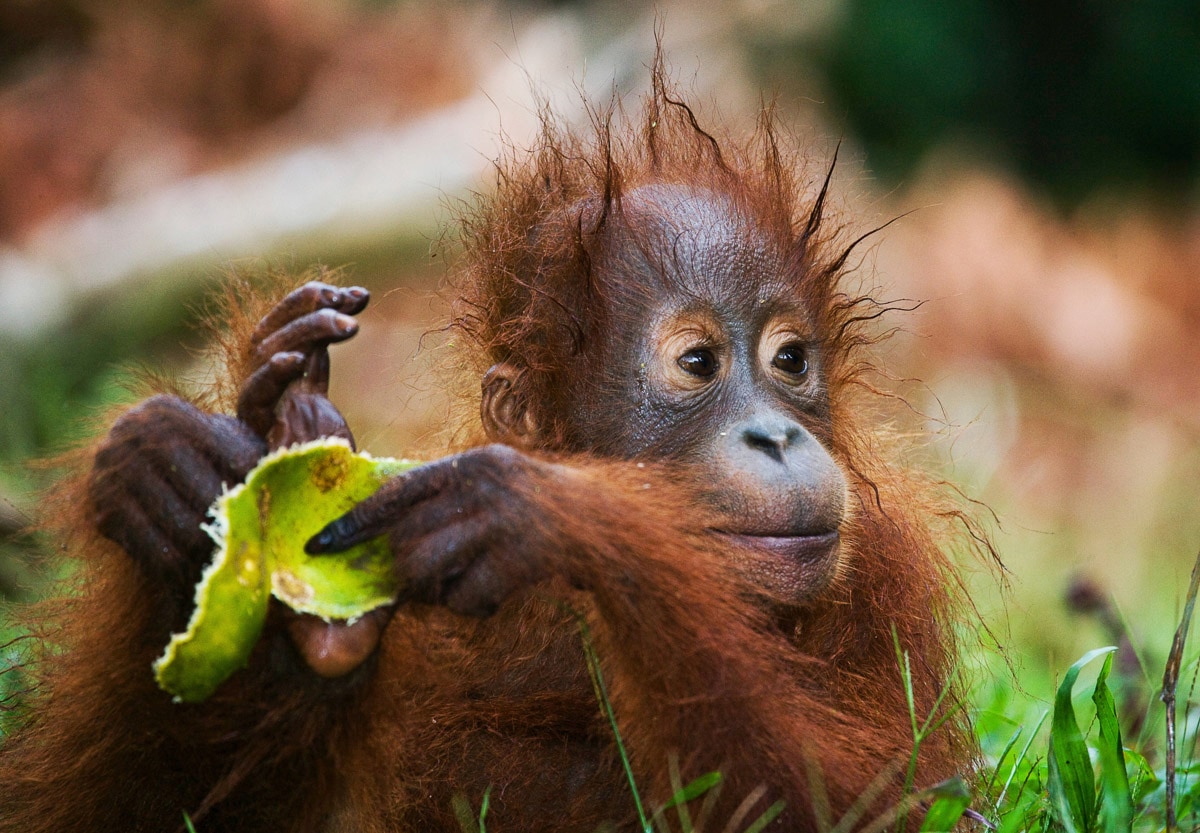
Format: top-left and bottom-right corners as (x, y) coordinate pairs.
(253, 309), (358, 366)
(113, 410), (264, 497)
(335, 286), (370, 315)
(96, 497), (194, 587)
(401, 515), (494, 604)
(269, 392), (355, 450)
(123, 470), (213, 556)
(252, 283), (339, 344)
(298, 346), (331, 395)
(97, 398), (184, 462)
(380, 489), (479, 548)
(251, 283), (369, 345)
(104, 398), (265, 482)
(129, 414), (247, 494)
(160, 441), (227, 511)
(305, 462), (454, 554)
(205, 414), (271, 478)
(236, 352), (306, 436)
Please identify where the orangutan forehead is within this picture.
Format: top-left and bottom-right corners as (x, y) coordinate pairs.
(601, 184), (792, 302)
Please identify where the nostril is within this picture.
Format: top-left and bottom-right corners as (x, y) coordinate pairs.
(743, 428), (786, 463)
(740, 416), (807, 464)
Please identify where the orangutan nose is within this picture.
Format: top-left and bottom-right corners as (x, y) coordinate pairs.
(740, 414), (803, 464)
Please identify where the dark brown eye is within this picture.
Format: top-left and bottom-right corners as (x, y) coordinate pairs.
(772, 344), (808, 375)
(677, 349), (718, 377)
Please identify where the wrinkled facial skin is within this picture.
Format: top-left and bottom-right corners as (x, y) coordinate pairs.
(560, 185), (849, 604)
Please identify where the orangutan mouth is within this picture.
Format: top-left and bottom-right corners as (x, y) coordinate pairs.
(714, 530), (840, 564)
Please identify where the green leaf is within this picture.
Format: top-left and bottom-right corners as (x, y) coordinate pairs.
(661, 771), (722, 811)
(918, 777), (970, 832)
(1091, 654), (1132, 833)
(153, 439), (418, 702)
(1047, 646), (1116, 833)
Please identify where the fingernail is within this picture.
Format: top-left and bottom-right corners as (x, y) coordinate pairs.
(306, 528), (335, 554)
(320, 287), (339, 305)
(341, 287), (370, 313)
(336, 314), (358, 334)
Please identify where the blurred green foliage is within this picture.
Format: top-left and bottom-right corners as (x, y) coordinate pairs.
(0, 285), (205, 462)
(765, 0), (1200, 207)
(0, 274), (215, 600)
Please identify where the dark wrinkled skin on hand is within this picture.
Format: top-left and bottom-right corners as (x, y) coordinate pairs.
(88, 282), (369, 625)
(308, 444), (569, 619)
(90, 398), (269, 600)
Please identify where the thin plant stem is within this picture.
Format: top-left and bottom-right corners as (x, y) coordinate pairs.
(1162, 547), (1200, 833)
(578, 616), (651, 833)
(995, 710), (1048, 813)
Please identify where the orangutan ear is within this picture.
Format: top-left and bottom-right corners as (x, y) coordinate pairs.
(481, 363), (540, 444)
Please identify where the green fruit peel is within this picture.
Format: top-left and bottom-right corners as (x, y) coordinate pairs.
(153, 439), (417, 703)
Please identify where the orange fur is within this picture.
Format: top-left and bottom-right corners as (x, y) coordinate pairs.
(0, 64), (989, 832)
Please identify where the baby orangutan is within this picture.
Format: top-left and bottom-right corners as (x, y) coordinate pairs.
(0, 71), (980, 832)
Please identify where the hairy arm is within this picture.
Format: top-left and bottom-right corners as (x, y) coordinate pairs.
(309, 447), (929, 831)
(0, 282), (372, 833)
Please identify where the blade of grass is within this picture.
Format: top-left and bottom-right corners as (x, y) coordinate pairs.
(1118, 748), (1156, 806)
(891, 627), (962, 833)
(1047, 646), (1117, 833)
(452, 793), (478, 833)
(659, 770), (722, 815)
(449, 789), (491, 833)
(892, 629), (920, 833)
(996, 709), (1048, 812)
(665, 755), (693, 833)
(984, 725), (1024, 799)
(692, 771), (725, 833)
(478, 786), (491, 833)
(803, 740), (833, 833)
(859, 777), (969, 833)
(1106, 597), (1160, 755)
(578, 616), (651, 833)
(995, 787), (1042, 833)
(1092, 654), (1132, 833)
(1176, 639), (1200, 823)
(718, 785), (768, 833)
(828, 756), (906, 833)
(741, 799), (786, 833)
(656, 754), (721, 833)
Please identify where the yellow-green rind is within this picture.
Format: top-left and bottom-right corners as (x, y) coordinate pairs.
(153, 439), (418, 703)
(152, 530), (271, 704)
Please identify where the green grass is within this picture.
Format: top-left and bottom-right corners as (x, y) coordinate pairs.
(970, 554), (1200, 833)
(555, 564), (1200, 833)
